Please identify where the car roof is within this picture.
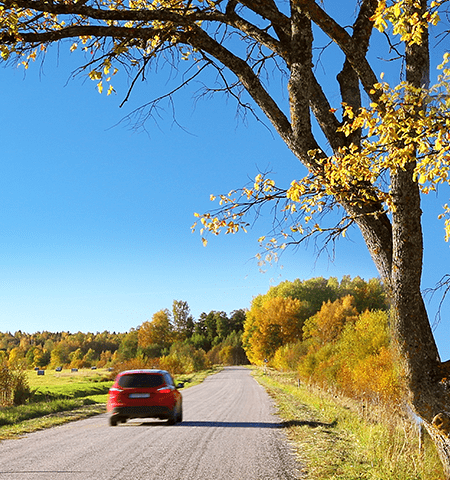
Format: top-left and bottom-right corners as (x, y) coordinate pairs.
(117, 369), (169, 376)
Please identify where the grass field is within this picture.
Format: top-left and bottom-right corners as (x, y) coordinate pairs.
(27, 367), (114, 403)
(0, 368), (114, 440)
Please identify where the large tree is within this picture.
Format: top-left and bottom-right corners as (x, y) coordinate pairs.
(172, 300), (195, 341)
(138, 309), (174, 355)
(1, 0), (450, 473)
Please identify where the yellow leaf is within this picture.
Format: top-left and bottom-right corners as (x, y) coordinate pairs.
(201, 237), (208, 247)
(418, 174), (427, 184)
(393, 2), (401, 18)
(89, 70), (102, 80)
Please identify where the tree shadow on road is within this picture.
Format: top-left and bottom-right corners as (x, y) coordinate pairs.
(124, 419), (337, 429)
(281, 419), (337, 429)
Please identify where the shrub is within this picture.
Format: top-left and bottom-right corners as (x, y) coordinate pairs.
(207, 345), (222, 365)
(12, 369), (32, 405)
(159, 355), (186, 375)
(0, 360), (32, 406)
(0, 361), (13, 406)
(272, 341), (307, 371)
(160, 343), (211, 374)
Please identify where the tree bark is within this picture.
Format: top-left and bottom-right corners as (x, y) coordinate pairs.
(394, 1), (450, 475)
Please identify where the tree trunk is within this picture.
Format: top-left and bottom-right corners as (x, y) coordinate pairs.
(394, 1), (450, 474)
(353, 159), (450, 477)
(426, 423), (450, 479)
(352, 0), (450, 466)
(391, 165), (450, 478)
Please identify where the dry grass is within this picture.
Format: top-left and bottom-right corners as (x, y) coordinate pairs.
(252, 367), (444, 480)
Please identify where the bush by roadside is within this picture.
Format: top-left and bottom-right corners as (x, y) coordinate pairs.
(0, 361), (33, 407)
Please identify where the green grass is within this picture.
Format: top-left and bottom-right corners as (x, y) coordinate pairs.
(0, 403), (106, 440)
(27, 368), (114, 404)
(0, 398), (98, 426)
(252, 368), (444, 480)
(0, 368), (114, 439)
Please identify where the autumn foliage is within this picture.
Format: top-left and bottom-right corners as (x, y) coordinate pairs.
(298, 306), (404, 405)
(243, 277), (404, 406)
(0, 276), (402, 407)
(243, 296), (308, 364)
(0, 300), (248, 378)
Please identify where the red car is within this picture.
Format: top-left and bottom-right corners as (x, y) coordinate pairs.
(107, 369), (183, 426)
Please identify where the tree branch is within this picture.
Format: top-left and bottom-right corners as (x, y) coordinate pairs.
(296, 0), (381, 102)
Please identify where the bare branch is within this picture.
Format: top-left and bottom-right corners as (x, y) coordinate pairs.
(423, 275), (450, 331)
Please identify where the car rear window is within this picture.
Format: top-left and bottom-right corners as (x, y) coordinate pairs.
(118, 374), (165, 388)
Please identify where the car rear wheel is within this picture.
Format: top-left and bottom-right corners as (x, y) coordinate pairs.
(110, 416), (118, 427)
(167, 408), (177, 425)
(177, 405), (183, 423)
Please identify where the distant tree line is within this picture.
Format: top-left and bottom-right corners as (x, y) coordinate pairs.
(1, 276), (396, 409)
(0, 302), (248, 373)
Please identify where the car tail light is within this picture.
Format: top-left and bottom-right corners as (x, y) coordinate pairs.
(157, 387), (172, 394)
(109, 387), (122, 392)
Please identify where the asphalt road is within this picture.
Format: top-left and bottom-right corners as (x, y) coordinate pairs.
(0, 367), (302, 479)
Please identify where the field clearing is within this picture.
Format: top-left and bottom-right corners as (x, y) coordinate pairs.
(27, 367), (113, 388)
(0, 368), (114, 439)
(27, 368), (114, 403)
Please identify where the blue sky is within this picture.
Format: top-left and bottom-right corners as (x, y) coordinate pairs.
(0, 19), (449, 361)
